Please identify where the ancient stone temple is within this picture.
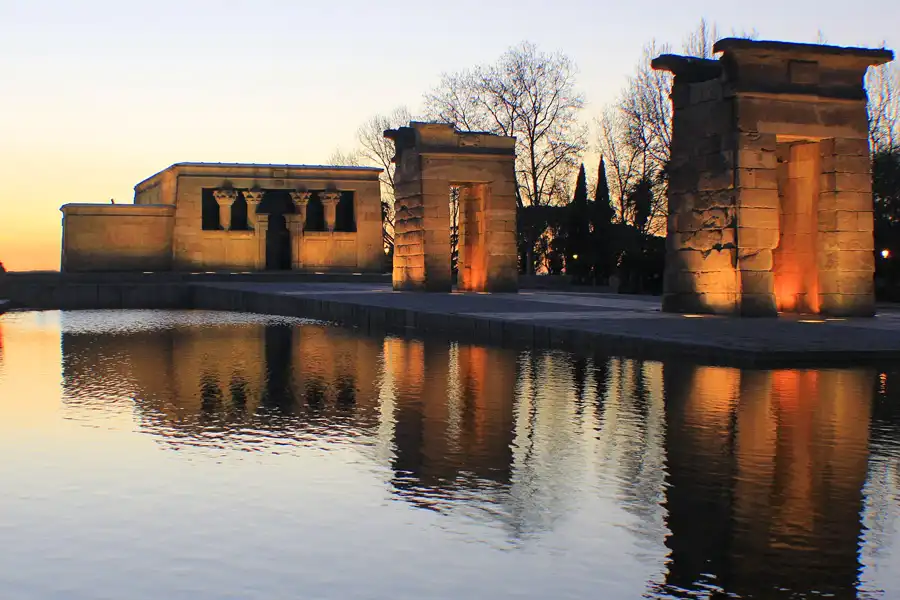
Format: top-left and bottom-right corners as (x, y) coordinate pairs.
(655, 39), (894, 317)
(385, 122), (518, 293)
(60, 163), (384, 272)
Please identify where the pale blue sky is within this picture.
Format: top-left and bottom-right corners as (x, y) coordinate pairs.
(1, 0), (897, 269)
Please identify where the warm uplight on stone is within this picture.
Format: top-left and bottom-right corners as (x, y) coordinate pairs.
(655, 39), (894, 317)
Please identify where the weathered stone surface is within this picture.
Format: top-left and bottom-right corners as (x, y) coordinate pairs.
(820, 231), (875, 252)
(818, 191), (874, 212)
(667, 248), (736, 274)
(737, 249), (774, 271)
(739, 270), (775, 295)
(738, 207), (779, 229)
(820, 172), (872, 193)
(737, 188), (780, 209)
(667, 228), (735, 252)
(655, 38), (889, 317)
(736, 168), (778, 190)
(737, 226), (779, 249)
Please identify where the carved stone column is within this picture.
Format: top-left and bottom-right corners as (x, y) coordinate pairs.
(245, 189), (265, 230)
(290, 191), (311, 230)
(213, 189), (238, 230)
(288, 191), (311, 269)
(320, 191), (341, 232)
(255, 213), (270, 270)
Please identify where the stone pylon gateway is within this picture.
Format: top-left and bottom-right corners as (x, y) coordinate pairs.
(654, 39), (894, 317)
(385, 122), (519, 293)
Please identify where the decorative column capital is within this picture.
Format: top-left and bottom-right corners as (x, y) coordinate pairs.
(290, 190), (311, 209)
(213, 189), (238, 206)
(244, 189), (265, 208)
(321, 191), (341, 232)
(320, 191), (341, 206)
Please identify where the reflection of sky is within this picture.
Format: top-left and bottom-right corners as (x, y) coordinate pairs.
(0, 310), (898, 599)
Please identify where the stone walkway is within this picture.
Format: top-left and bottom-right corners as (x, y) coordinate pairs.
(194, 282), (900, 367)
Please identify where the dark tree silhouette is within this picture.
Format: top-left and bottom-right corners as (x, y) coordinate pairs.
(566, 164), (591, 283)
(590, 156), (617, 283)
(874, 150), (900, 299)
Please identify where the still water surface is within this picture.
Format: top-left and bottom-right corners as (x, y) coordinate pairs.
(0, 310), (898, 599)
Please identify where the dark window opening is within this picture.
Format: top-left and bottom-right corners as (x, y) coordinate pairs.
(231, 193), (249, 230)
(201, 189), (221, 230)
(258, 189), (295, 216)
(305, 193), (326, 231)
(335, 191), (356, 232)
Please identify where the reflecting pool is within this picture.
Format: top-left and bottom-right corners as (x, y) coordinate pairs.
(0, 310), (898, 599)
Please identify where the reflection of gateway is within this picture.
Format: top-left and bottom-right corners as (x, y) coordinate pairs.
(658, 365), (875, 598)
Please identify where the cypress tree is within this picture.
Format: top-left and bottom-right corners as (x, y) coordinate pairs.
(567, 164), (590, 283)
(593, 156), (615, 225)
(590, 157), (617, 284)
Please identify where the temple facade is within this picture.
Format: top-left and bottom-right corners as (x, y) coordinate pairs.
(60, 162), (384, 272)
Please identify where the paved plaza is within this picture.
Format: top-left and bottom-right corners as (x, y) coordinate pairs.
(196, 281), (900, 366)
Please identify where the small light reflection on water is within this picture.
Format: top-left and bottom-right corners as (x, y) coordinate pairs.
(0, 310), (897, 600)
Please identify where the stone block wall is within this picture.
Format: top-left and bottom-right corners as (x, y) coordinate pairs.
(663, 74), (739, 314)
(61, 204), (175, 272)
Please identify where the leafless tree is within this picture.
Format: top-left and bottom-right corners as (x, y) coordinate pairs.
(326, 148), (362, 167)
(600, 19), (757, 234)
(868, 61), (900, 154)
(596, 108), (640, 224)
(328, 107), (412, 250)
(424, 41), (588, 208)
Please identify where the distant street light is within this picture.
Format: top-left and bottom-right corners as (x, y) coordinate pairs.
(572, 254), (579, 260)
(882, 249), (891, 259)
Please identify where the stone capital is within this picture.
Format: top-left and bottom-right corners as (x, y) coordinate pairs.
(290, 190), (311, 208)
(320, 191), (342, 206)
(213, 189), (238, 206)
(244, 190), (265, 207)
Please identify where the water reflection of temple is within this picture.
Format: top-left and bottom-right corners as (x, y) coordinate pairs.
(384, 338), (517, 509)
(658, 365), (875, 598)
(57, 314), (897, 596)
(60, 317), (383, 446)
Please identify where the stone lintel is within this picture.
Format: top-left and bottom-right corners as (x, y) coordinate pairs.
(651, 54), (722, 82)
(713, 38), (894, 65)
(385, 122), (516, 165)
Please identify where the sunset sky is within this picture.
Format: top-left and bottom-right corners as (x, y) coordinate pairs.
(2, 0), (898, 271)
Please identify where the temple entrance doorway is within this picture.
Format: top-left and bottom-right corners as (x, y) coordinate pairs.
(773, 140), (822, 313)
(266, 214), (291, 270)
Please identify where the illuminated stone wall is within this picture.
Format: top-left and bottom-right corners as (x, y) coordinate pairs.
(386, 123), (518, 292)
(655, 39), (893, 316)
(61, 163), (384, 273)
(60, 203), (175, 271)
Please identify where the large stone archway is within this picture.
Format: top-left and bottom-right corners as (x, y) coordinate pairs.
(385, 122), (518, 293)
(655, 39), (894, 317)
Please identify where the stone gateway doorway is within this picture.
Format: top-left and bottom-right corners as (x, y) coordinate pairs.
(655, 39), (893, 317)
(385, 123), (519, 293)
